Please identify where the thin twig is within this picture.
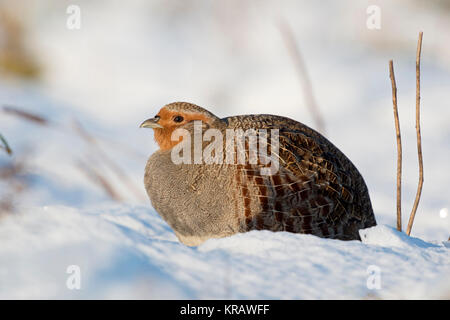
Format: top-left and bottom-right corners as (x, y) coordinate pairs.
(389, 60), (402, 232)
(278, 19), (326, 134)
(406, 31), (424, 236)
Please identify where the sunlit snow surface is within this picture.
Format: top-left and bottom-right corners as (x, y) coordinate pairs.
(0, 204), (448, 299)
(0, 0), (449, 299)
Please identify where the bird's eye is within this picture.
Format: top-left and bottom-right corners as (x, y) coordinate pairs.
(173, 115), (184, 123)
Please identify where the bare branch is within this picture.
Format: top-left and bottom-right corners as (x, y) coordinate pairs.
(406, 31), (424, 236)
(389, 60), (402, 232)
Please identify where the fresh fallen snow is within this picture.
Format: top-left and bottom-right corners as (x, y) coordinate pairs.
(1, 0), (449, 300)
(0, 204), (448, 299)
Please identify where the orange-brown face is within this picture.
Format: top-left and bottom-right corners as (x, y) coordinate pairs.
(140, 107), (210, 150)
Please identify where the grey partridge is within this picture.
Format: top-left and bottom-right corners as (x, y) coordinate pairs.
(141, 102), (376, 246)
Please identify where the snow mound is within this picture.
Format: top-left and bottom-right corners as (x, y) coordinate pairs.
(359, 225), (439, 249)
(0, 204), (449, 299)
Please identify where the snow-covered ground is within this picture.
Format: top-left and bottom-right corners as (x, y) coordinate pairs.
(0, 204), (448, 299)
(0, 0), (449, 299)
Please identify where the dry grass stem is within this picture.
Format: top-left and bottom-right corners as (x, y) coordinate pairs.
(2, 105), (49, 126)
(389, 60), (402, 232)
(406, 32), (424, 236)
(278, 19), (326, 134)
(0, 158), (29, 215)
(0, 133), (12, 155)
(72, 120), (146, 202)
(1, 104), (147, 203)
(77, 159), (123, 202)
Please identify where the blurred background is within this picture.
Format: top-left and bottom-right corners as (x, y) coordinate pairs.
(0, 0), (449, 298)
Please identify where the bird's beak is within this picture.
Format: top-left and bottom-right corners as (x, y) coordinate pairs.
(139, 117), (163, 129)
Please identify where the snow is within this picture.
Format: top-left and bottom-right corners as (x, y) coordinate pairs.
(0, 204), (448, 299)
(0, 0), (449, 299)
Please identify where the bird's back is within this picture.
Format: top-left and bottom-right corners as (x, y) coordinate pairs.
(222, 114), (376, 240)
